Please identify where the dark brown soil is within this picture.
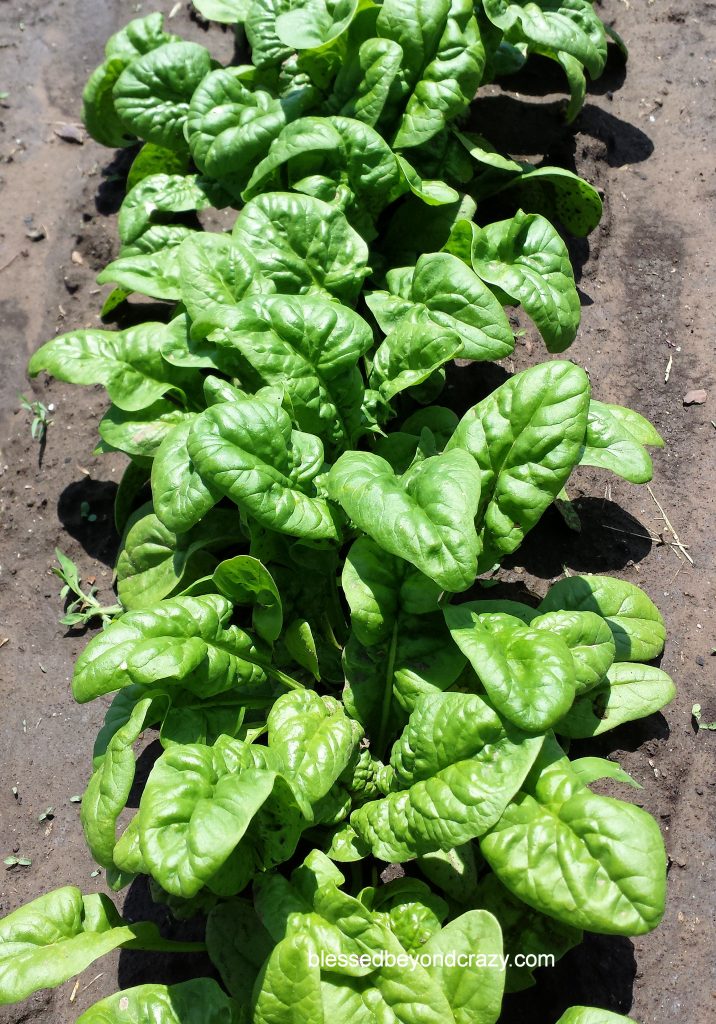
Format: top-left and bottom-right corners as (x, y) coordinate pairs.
(0, 1), (714, 1022)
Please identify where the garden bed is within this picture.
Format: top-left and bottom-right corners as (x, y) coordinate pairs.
(0, 0), (714, 1021)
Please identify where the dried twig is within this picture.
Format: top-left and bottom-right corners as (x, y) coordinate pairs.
(647, 485), (694, 565)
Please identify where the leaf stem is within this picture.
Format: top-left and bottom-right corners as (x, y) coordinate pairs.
(267, 666), (305, 691)
(376, 622), (398, 758)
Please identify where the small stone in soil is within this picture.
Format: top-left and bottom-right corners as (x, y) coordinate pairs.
(683, 389), (707, 405)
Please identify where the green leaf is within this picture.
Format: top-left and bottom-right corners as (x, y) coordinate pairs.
(555, 1008), (642, 1024)
(188, 394), (341, 541)
(444, 605), (577, 731)
(421, 909), (505, 1024)
(555, 663), (676, 738)
(72, 594), (269, 703)
(98, 400), (190, 459)
(371, 320), (461, 401)
(326, 448), (481, 591)
(98, 245), (182, 301)
(28, 323), (194, 412)
(232, 192), (370, 305)
(530, 610), (616, 695)
(118, 173), (219, 246)
(116, 509), (245, 610)
(193, 0), (251, 23)
(76, 979), (239, 1023)
(482, 0), (607, 79)
(395, 154), (460, 205)
(151, 419), (223, 534)
(330, 36), (404, 129)
(268, 690), (362, 804)
(351, 691), (544, 860)
(105, 13), (180, 61)
(539, 575), (666, 661)
(451, 211), (581, 352)
(392, 0), (485, 149)
(127, 142), (190, 190)
(246, 0), (294, 68)
(114, 42), (213, 151)
(570, 756), (642, 789)
(254, 930), (324, 1024)
(177, 231), (269, 322)
(83, 58), (136, 148)
(0, 888), (195, 1006)
(481, 739), (667, 935)
(82, 697), (159, 867)
(187, 69), (293, 198)
(211, 555), (282, 644)
(579, 400), (663, 484)
(196, 293), (372, 452)
(206, 900), (274, 1001)
(446, 360), (590, 569)
(366, 252), (514, 362)
(138, 738), (304, 897)
(275, 0), (359, 49)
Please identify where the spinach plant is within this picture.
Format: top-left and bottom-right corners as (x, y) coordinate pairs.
(4, 3), (670, 1023)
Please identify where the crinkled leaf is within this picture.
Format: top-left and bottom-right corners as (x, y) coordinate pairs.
(76, 979), (239, 1023)
(579, 400), (663, 483)
(327, 448), (481, 591)
(530, 610), (616, 695)
(98, 400), (190, 459)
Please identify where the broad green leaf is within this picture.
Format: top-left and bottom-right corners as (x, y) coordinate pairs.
(475, 872), (581, 993)
(284, 619), (320, 680)
(193, 0), (251, 23)
(118, 173), (219, 246)
(417, 843), (480, 903)
(116, 509), (245, 610)
(366, 252), (513, 362)
(119, 223), (195, 257)
(371, 318), (462, 400)
(380, 193), (477, 267)
(570, 756), (641, 789)
(127, 142), (190, 190)
(444, 604), (576, 731)
(393, 0), (485, 148)
(530, 610), (616, 694)
(76, 979), (239, 1023)
(451, 211), (581, 352)
(187, 69), (294, 198)
(105, 13), (180, 60)
(114, 42), (213, 151)
(275, 0), (359, 49)
(579, 400), (663, 483)
(72, 594), (269, 702)
(82, 697), (159, 867)
(481, 738), (667, 935)
(482, 0), (607, 78)
(395, 154), (460, 205)
(98, 399), (190, 459)
(326, 448), (481, 591)
(539, 575), (666, 661)
(479, 161), (603, 237)
(555, 1008), (639, 1024)
(0, 888), (192, 1006)
(254, 930), (324, 1024)
(268, 690), (362, 803)
(97, 245), (182, 301)
(211, 555), (282, 643)
(83, 58), (136, 148)
(159, 694), (246, 748)
(28, 323), (194, 412)
(246, 0), (294, 68)
(151, 419), (222, 534)
(138, 738), (304, 897)
(233, 192), (370, 304)
(243, 116), (401, 228)
(196, 293), (372, 451)
(446, 360), (590, 569)
(188, 395), (341, 540)
(206, 900), (274, 1001)
(376, 0), (450, 92)
(177, 231), (270, 322)
(351, 691), (544, 860)
(330, 36), (404, 129)
(421, 909), (505, 1024)
(555, 663), (676, 738)
(115, 459), (151, 534)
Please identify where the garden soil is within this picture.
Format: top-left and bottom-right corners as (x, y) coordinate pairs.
(0, 1), (714, 1021)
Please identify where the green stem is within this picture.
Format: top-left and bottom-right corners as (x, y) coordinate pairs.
(376, 622), (398, 758)
(267, 666), (305, 691)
